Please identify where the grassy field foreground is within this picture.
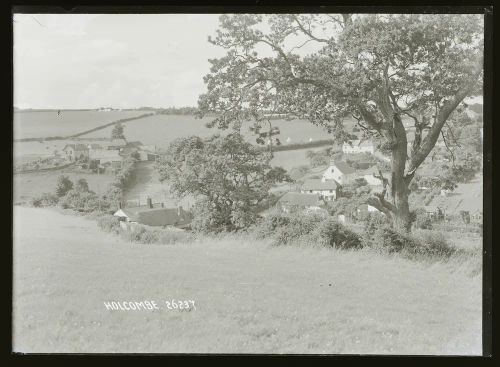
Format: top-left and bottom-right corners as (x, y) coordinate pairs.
(13, 206), (482, 354)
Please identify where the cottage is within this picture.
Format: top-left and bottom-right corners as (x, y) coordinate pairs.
(322, 161), (357, 185)
(62, 144), (89, 161)
(300, 179), (340, 201)
(114, 200), (192, 228)
(276, 192), (326, 213)
(342, 140), (375, 154)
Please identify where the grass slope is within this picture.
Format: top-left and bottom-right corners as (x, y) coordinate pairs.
(13, 206), (481, 354)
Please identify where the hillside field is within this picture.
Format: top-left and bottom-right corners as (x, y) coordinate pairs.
(14, 168), (115, 204)
(80, 114), (341, 148)
(14, 110), (148, 140)
(13, 206), (482, 354)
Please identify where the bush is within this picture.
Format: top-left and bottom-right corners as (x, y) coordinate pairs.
(97, 215), (121, 234)
(59, 189), (102, 212)
(55, 175), (73, 197)
(370, 227), (417, 254)
(31, 192), (59, 207)
(253, 211), (291, 239)
(412, 231), (456, 258)
(368, 226), (456, 260)
(273, 212), (326, 245)
(311, 219), (363, 250)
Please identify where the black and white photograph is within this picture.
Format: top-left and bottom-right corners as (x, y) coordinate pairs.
(12, 9), (489, 355)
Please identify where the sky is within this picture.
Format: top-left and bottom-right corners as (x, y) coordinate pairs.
(13, 13), (483, 109)
(13, 14), (229, 109)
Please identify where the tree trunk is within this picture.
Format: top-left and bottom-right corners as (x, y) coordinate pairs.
(391, 113), (412, 232)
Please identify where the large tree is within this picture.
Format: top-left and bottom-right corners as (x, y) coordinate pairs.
(198, 14), (483, 231)
(156, 133), (290, 232)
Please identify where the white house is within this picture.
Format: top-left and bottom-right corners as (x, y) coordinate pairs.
(322, 161), (357, 185)
(300, 179), (339, 201)
(342, 140), (375, 154)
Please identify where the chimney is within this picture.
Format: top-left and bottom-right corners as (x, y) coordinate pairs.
(147, 197), (153, 209)
(119, 202), (122, 209)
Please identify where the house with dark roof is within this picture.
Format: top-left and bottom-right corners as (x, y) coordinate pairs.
(276, 192), (326, 214)
(113, 200), (192, 228)
(322, 161), (357, 185)
(62, 144), (89, 161)
(300, 179), (339, 201)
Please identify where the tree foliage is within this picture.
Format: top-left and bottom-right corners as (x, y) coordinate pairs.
(55, 175), (73, 197)
(198, 14), (483, 231)
(111, 123), (125, 140)
(156, 133), (291, 232)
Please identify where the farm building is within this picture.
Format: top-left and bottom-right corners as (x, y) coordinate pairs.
(300, 179), (340, 201)
(276, 192), (326, 213)
(322, 161), (357, 185)
(114, 200), (192, 229)
(358, 166), (390, 187)
(342, 140), (375, 154)
(89, 149), (123, 164)
(62, 144), (89, 161)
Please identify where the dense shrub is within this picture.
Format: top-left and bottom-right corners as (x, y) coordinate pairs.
(253, 211), (291, 239)
(55, 175), (74, 197)
(370, 227), (418, 254)
(272, 212), (327, 245)
(59, 189), (102, 212)
(367, 226), (456, 260)
(311, 219), (363, 250)
(97, 215), (121, 234)
(412, 231), (456, 258)
(31, 192), (59, 207)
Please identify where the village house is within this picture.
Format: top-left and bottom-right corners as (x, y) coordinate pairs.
(113, 198), (192, 229)
(89, 149), (123, 164)
(276, 192), (326, 214)
(322, 161), (357, 185)
(62, 144), (89, 161)
(300, 179), (340, 201)
(342, 140), (375, 154)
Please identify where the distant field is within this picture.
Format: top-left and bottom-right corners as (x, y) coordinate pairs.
(81, 114), (340, 148)
(13, 206), (482, 354)
(14, 167), (114, 204)
(271, 147), (326, 170)
(14, 110), (148, 140)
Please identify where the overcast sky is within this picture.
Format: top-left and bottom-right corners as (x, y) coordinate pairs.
(13, 13), (483, 109)
(13, 14), (228, 109)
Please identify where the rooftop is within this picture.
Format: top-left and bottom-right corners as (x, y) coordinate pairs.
(278, 192), (323, 207)
(329, 161), (356, 175)
(302, 179), (338, 191)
